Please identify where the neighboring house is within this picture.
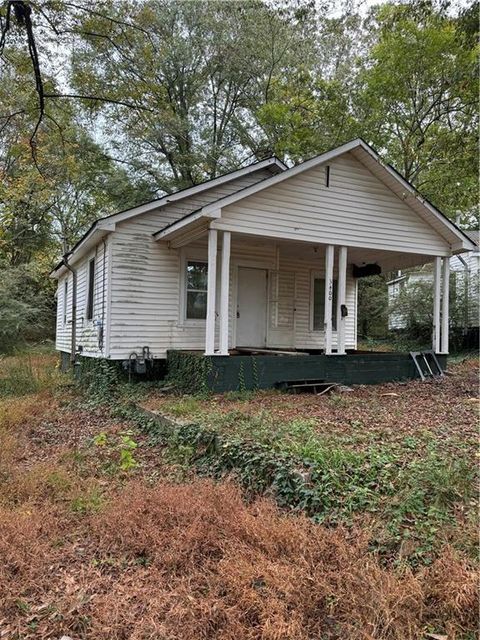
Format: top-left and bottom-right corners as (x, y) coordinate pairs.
(50, 138), (475, 387)
(388, 230), (479, 330)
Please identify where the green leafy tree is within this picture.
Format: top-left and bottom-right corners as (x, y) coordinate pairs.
(0, 260), (55, 352)
(70, 0), (319, 190)
(357, 275), (389, 340)
(357, 1), (478, 220)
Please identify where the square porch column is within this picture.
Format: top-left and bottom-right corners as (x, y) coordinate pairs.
(324, 244), (335, 355)
(440, 257), (450, 354)
(218, 231), (231, 355)
(336, 246), (348, 355)
(432, 257), (441, 353)
(205, 228), (218, 355)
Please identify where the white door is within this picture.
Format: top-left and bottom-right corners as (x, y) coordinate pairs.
(236, 267), (268, 347)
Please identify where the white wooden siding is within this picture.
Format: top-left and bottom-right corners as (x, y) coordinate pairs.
(55, 240), (110, 356)
(108, 229), (357, 359)
(108, 169), (276, 359)
(213, 153), (450, 256)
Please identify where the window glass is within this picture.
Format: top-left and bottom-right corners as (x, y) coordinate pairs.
(87, 258), (95, 320)
(186, 261), (208, 319)
(313, 277), (337, 330)
(63, 279), (68, 325)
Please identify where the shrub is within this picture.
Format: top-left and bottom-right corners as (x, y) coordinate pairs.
(0, 264), (55, 354)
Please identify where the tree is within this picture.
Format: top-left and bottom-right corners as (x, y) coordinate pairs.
(0, 259), (55, 352)
(357, 1), (478, 220)
(69, 0), (320, 190)
(357, 275), (389, 340)
(389, 270), (480, 350)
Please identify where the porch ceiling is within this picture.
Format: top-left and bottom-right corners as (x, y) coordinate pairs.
(161, 227), (446, 272)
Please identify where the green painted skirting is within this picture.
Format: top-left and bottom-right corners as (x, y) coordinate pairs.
(167, 351), (448, 393)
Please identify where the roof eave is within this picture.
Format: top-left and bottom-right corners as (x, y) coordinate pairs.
(53, 156), (286, 270)
(49, 221), (115, 279)
(154, 209), (220, 243)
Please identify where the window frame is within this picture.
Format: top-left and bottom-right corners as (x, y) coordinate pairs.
(310, 271), (338, 332)
(180, 251), (209, 325)
(86, 257), (95, 321)
(63, 278), (68, 326)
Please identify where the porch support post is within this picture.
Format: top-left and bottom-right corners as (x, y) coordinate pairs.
(433, 257), (441, 353)
(324, 244), (334, 355)
(219, 231), (231, 355)
(205, 228), (218, 355)
(336, 246), (347, 355)
(440, 257), (450, 354)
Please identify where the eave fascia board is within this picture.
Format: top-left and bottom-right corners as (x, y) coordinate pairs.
(102, 157), (287, 228)
(154, 209), (221, 242)
(49, 225), (114, 279)
(52, 157), (286, 273)
(451, 240), (476, 253)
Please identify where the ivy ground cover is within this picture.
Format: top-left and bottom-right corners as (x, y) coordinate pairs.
(141, 358), (479, 566)
(0, 352), (478, 639)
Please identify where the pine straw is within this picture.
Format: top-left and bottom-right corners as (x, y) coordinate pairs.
(1, 481), (477, 640)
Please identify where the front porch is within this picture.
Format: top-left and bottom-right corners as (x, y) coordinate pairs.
(167, 349), (448, 393)
(156, 224), (452, 366)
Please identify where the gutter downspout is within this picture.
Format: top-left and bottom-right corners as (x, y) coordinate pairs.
(63, 254), (77, 365)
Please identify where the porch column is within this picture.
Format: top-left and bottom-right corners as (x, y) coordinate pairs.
(336, 246), (348, 355)
(205, 228), (218, 355)
(440, 257), (450, 354)
(219, 231), (231, 355)
(433, 257), (441, 353)
(324, 244), (335, 355)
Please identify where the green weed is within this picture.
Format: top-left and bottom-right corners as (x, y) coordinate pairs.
(70, 486), (104, 514)
(162, 396), (202, 417)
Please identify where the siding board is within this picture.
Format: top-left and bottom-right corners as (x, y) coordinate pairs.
(215, 153), (450, 256)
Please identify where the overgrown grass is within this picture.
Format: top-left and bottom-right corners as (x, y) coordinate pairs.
(0, 351), (64, 397)
(135, 364), (479, 566)
(0, 352), (477, 639)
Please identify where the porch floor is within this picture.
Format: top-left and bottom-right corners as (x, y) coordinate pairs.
(167, 350), (448, 393)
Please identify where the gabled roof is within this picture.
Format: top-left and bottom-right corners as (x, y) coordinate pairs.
(50, 156), (287, 278)
(464, 230), (479, 246)
(154, 138), (476, 254)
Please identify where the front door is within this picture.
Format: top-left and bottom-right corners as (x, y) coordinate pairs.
(236, 267), (268, 347)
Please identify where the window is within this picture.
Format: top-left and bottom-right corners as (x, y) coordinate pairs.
(86, 258), (95, 320)
(186, 260), (208, 320)
(312, 276), (337, 331)
(63, 279), (68, 325)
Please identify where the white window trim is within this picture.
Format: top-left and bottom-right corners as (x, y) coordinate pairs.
(310, 270), (338, 333)
(179, 249), (209, 326)
(63, 277), (69, 326)
(86, 256), (96, 323)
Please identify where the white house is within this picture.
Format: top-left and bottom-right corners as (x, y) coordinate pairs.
(50, 139), (475, 382)
(388, 230), (479, 331)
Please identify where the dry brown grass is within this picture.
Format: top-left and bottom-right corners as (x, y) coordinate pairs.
(0, 480), (477, 640)
(0, 356), (477, 640)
